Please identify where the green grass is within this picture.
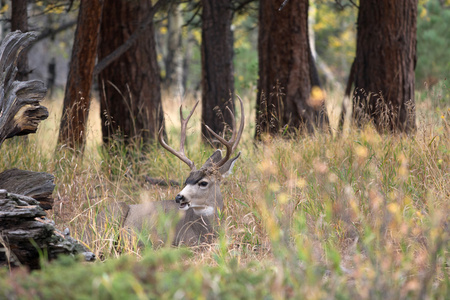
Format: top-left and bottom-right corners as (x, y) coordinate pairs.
(0, 86), (448, 299)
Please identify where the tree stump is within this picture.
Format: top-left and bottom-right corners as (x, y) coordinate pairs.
(0, 31), (95, 269)
(0, 31), (49, 144)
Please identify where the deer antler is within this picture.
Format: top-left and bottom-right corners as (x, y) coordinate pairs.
(204, 95), (245, 169)
(158, 101), (199, 171)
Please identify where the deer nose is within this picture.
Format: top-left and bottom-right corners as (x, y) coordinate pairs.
(175, 194), (184, 203)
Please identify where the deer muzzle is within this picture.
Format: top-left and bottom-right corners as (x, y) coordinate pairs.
(175, 194), (190, 210)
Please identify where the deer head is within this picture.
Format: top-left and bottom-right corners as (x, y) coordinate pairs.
(158, 96), (245, 217)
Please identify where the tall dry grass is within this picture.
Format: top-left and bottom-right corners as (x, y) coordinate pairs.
(0, 84), (448, 298)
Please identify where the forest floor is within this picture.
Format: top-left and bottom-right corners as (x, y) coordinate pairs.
(0, 84), (448, 299)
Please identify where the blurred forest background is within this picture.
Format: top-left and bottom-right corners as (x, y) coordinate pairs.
(1, 0), (448, 92)
(0, 0), (448, 151)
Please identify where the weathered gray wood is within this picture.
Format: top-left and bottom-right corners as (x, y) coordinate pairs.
(0, 32), (95, 269)
(0, 168), (55, 210)
(0, 190), (95, 269)
(0, 32), (53, 209)
(0, 31), (48, 146)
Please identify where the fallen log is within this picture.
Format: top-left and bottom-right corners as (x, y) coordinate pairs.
(0, 168), (55, 210)
(0, 190), (95, 269)
(144, 175), (180, 187)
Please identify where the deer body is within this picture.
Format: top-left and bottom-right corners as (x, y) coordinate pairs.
(125, 197), (222, 246)
(98, 97), (244, 247)
(120, 161), (228, 246)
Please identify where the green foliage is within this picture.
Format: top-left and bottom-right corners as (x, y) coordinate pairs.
(313, 0), (357, 82)
(416, 0), (450, 86)
(0, 250), (277, 299)
(305, 0), (449, 88)
(233, 13), (259, 91)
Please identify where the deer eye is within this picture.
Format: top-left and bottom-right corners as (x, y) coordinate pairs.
(199, 181), (208, 187)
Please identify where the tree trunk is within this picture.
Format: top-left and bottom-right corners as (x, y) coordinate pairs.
(164, 4), (183, 96)
(352, 0), (417, 133)
(98, 0), (163, 145)
(256, 0), (329, 138)
(338, 59), (356, 131)
(182, 31), (196, 93)
(11, 0), (28, 81)
(201, 0), (234, 141)
(58, 0), (103, 150)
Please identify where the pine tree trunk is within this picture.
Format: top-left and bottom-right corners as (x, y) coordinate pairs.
(256, 0), (328, 138)
(201, 0), (234, 141)
(352, 0), (417, 133)
(98, 0), (163, 145)
(58, 0), (103, 150)
(164, 4), (183, 96)
(11, 0), (28, 81)
(182, 31), (195, 93)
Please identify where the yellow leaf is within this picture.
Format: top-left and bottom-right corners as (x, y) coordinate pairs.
(0, 4), (9, 14)
(355, 145), (368, 159)
(420, 8), (427, 19)
(387, 203), (400, 214)
(278, 193), (289, 204)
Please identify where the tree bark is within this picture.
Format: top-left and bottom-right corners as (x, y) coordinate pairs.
(256, 0), (329, 138)
(338, 59), (356, 131)
(93, 0), (165, 77)
(164, 4), (183, 95)
(352, 0), (417, 133)
(98, 0), (163, 145)
(201, 0), (234, 141)
(11, 0), (29, 81)
(182, 31), (196, 93)
(58, 0), (103, 150)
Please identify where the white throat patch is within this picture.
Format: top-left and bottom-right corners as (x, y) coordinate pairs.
(191, 205), (215, 216)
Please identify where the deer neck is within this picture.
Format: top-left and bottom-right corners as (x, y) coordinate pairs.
(191, 205), (215, 216)
(190, 190), (223, 218)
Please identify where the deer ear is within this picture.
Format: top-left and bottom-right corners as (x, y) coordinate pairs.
(201, 149), (223, 169)
(219, 152), (241, 178)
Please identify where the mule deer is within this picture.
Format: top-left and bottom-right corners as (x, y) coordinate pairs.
(98, 97), (244, 247)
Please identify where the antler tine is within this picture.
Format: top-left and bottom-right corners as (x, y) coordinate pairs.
(179, 101), (199, 155)
(225, 106), (237, 143)
(158, 101), (199, 170)
(204, 124), (233, 167)
(204, 95), (245, 169)
(232, 95), (245, 152)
